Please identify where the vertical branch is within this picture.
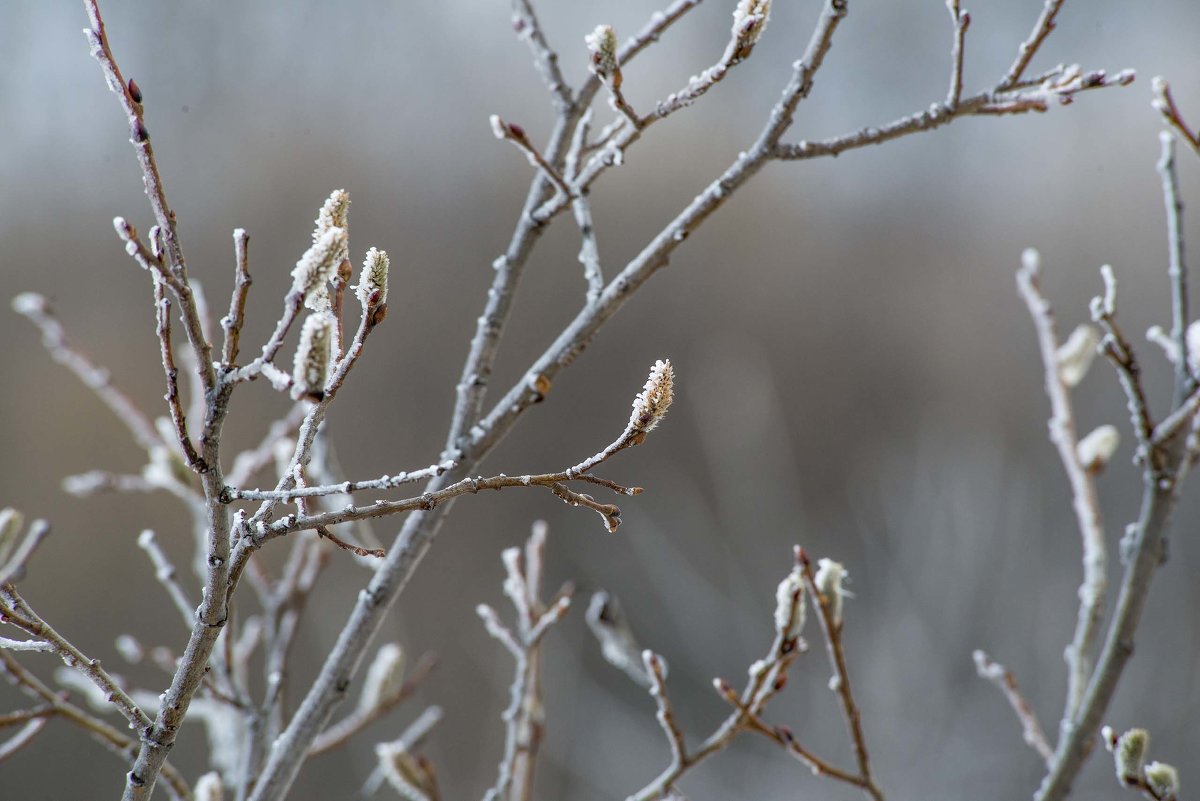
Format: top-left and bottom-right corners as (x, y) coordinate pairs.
(1156, 133), (1191, 402)
(1016, 251), (1108, 728)
(222, 228), (252, 366)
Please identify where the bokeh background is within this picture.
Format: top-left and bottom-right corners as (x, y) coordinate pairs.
(3, 1), (1200, 798)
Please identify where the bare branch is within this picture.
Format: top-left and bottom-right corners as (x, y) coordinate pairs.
(1156, 132), (1192, 402)
(136, 530), (196, 628)
(510, 0), (572, 112)
(222, 228), (252, 366)
(945, 0), (970, 108)
(224, 461), (456, 502)
(154, 276), (205, 472)
(998, 0), (1065, 90)
(973, 650), (1055, 765)
(1152, 76), (1200, 157)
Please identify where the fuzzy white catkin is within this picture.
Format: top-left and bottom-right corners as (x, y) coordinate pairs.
(731, 0), (771, 45)
(584, 25), (619, 78)
(291, 227), (348, 312)
(359, 643), (406, 714)
(773, 568), (805, 639)
(314, 189), (350, 240)
(194, 772), (224, 801)
(1187, 320), (1200, 371)
(355, 247), (389, 308)
(292, 314), (333, 396)
(1144, 762), (1180, 797)
(629, 359), (674, 433)
(1077, 425), (1120, 472)
(814, 558), (849, 626)
(1056, 324), (1101, 387)
(1114, 728), (1148, 781)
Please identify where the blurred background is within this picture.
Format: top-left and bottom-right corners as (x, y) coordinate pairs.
(3, 1), (1199, 798)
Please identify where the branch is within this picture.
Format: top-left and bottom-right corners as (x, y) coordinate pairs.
(945, 0), (970, 108)
(1156, 132), (1192, 402)
(510, 0), (572, 112)
(221, 228), (252, 366)
(136, 530), (196, 628)
(1016, 250), (1108, 727)
(973, 650), (1055, 765)
(1152, 76), (1200, 157)
(224, 461), (456, 502)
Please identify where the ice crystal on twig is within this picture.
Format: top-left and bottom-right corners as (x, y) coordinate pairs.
(773, 567), (805, 640)
(814, 558), (850, 627)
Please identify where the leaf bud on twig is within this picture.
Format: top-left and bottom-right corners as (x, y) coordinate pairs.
(292, 313), (333, 400)
(359, 642), (406, 714)
(1077, 424), (1120, 473)
(773, 567), (805, 640)
(814, 558), (851, 626)
(1056, 324), (1100, 387)
(1112, 727), (1149, 783)
(291, 227), (348, 312)
(628, 359), (673, 438)
(585, 25), (621, 87)
(355, 247), (390, 310)
(1144, 762), (1180, 798)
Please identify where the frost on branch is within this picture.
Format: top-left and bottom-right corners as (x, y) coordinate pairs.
(814, 558), (850, 627)
(1057, 324), (1101, 387)
(584, 24), (620, 86)
(731, 0), (771, 61)
(314, 188), (350, 240)
(773, 566), (805, 640)
(628, 359), (674, 442)
(291, 227), (348, 312)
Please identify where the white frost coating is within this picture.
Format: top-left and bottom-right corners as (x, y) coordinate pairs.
(814, 558), (851, 626)
(1056, 324), (1101, 387)
(1021, 247), (1040, 273)
(313, 189), (350, 240)
(773, 568), (805, 639)
(355, 247), (389, 308)
(1187, 320), (1200, 371)
(1077, 424), (1120, 472)
(828, 674), (842, 692)
(731, 0), (771, 45)
(585, 25), (619, 78)
(291, 227), (348, 312)
(292, 314), (333, 396)
(628, 359), (674, 434)
(137, 529), (156, 549)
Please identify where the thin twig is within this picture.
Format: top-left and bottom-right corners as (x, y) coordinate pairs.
(1152, 77), (1200, 157)
(798, 549), (883, 801)
(491, 115), (571, 197)
(643, 651), (685, 767)
(1091, 266), (1156, 448)
(973, 650), (1055, 765)
(0, 716), (50, 763)
(154, 276), (204, 471)
(1016, 252), (1108, 728)
(136, 530), (196, 628)
(945, 0), (970, 108)
(510, 0), (572, 112)
(222, 228), (252, 366)
(224, 461), (456, 502)
(1156, 132), (1192, 401)
(998, 0), (1065, 90)
(0, 520), (51, 587)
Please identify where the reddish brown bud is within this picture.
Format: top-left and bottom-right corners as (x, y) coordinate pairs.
(128, 78), (143, 104)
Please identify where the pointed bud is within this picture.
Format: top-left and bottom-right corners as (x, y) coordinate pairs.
(814, 558), (851, 626)
(292, 314), (333, 400)
(1144, 762), (1180, 797)
(356, 247), (390, 308)
(359, 643), (406, 714)
(1077, 425), (1120, 473)
(773, 567), (805, 640)
(291, 227), (348, 312)
(628, 359), (674, 436)
(1056, 324), (1100, 387)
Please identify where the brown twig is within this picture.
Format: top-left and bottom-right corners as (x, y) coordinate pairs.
(222, 228), (252, 366)
(973, 650), (1055, 765)
(1152, 77), (1200, 157)
(153, 276), (204, 472)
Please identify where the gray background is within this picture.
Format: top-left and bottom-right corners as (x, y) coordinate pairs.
(2, 1), (1199, 798)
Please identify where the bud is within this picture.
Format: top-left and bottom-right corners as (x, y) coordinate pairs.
(0, 508), (24, 567)
(1056, 324), (1100, 387)
(1077, 425), (1120, 473)
(731, 0), (771, 59)
(194, 772), (224, 801)
(292, 314), (333, 399)
(355, 247), (390, 308)
(314, 189), (350, 241)
(291, 227), (348, 311)
(1187, 320), (1200, 372)
(814, 558), (850, 626)
(1144, 762), (1180, 797)
(359, 643), (406, 714)
(585, 25), (620, 83)
(1113, 728), (1149, 782)
(773, 567), (805, 640)
(628, 359), (674, 436)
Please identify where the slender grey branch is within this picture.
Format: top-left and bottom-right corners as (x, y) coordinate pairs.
(0, 716), (49, 762)
(224, 461), (456, 502)
(1152, 76), (1200, 157)
(0, 520), (51, 587)
(945, 0), (970, 108)
(136, 530), (196, 628)
(643, 651), (685, 768)
(510, 0), (572, 112)
(1157, 132), (1191, 401)
(1016, 252), (1108, 728)
(998, 0), (1065, 90)
(154, 276), (204, 472)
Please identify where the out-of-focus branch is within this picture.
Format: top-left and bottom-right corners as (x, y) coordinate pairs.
(973, 650), (1055, 765)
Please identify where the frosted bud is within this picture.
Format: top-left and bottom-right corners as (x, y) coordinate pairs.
(731, 0), (771, 58)
(0, 508), (24, 566)
(585, 25), (620, 83)
(1186, 321), (1200, 372)
(194, 772), (224, 801)
(628, 359), (674, 436)
(355, 247), (390, 308)
(1056, 324), (1100, 387)
(1144, 762), (1180, 797)
(773, 567), (805, 640)
(1113, 728), (1149, 782)
(1077, 425), (1120, 473)
(291, 227), (348, 311)
(11, 292), (47, 316)
(292, 314), (333, 400)
(313, 189), (350, 242)
(814, 558), (851, 626)
(359, 642), (406, 714)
